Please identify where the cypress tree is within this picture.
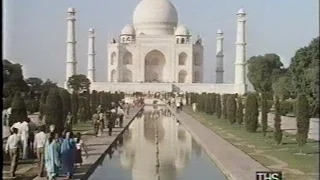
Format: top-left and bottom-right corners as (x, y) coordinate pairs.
(71, 92), (79, 124)
(236, 96), (244, 124)
(39, 92), (48, 118)
(211, 93), (216, 114)
(244, 93), (259, 132)
(91, 90), (98, 113)
(59, 88), (71, 124)
(205, 93), (212, 114)
(45, 88), (64, 133)
(274, 96), (282, 145)
(296, 94), (310, 153)
(222, 94), (228, 119)
(216, 94), (222, 119)
(227, 94), (237, 124)
(261, 92), (268, 137)
(9, 91), (28, 126)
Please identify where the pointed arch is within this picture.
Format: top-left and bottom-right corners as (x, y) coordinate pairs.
(123, 51), (133, 65)
(110, 69), (117, 82)
(144, 50), (166, 82)
(178, 52), (187, 65)
(178, 70), (187, 83)
(123, 69), (133, 82)
(110, 52), (116, 65)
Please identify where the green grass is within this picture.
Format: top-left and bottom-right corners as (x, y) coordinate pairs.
(184, 107), (319, 178)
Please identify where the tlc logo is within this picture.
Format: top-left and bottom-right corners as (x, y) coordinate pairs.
(256, 171), (283, 180)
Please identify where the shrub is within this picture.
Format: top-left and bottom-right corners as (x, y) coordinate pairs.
(236, 96), (244, 124)
(222, 94), (229, 119)
(71, 93), (79, 124)
(261, 92), (268, 137)
(296, 94), (310, 153)
(45, 88), (64, 133)
(9, 92), (28, 126)
(59, 88), (71, 123)
(227, 95), (237, 124)
(25, 99), (40, 114)
(244, 93), (259, 132)
(211, 93), (216, 114)
(216, 94), (222, 119)
(274, 96), (282, 145)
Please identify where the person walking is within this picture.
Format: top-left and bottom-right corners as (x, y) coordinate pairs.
(5, 127), (22, 177)
(98, 110), (105, 134)
(45, 132), (61, 180)
(74, 133), (88, 167)
(20, 118), (29, 159)
(92, 113), (100, 137)
(65, 112), (73, 131)
(108, 108), (117, 136)
(28, 118), (37, 158)
(34, 125), (46, 177)
(117, 107), (125, 128)
(60, 132), (76, 179)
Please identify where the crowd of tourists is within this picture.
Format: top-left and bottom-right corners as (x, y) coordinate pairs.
(4, 99), (137, 179)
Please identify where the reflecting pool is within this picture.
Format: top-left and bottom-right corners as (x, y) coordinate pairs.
(88, 107), (228, 180)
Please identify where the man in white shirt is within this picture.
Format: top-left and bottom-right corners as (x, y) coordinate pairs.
(117, 107), (125, 128)
(5, 127), (22, 177)
(20, 118), (29, 159)
(33, 126), (46, 177)
(10, 121), (22, 135)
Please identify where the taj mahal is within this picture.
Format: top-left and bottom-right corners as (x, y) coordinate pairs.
(65, 0), (248, 94)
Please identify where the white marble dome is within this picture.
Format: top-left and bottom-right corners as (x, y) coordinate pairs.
(175, 25), (190, 36)
(133, 0), (179, 35)
(121, 24), (135, 35)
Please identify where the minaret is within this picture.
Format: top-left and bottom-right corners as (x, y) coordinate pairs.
(87, 28), (96, 82)
(215, 29), (224, 83)
(65, 7), (77, 88)
(234, 8), (247, 92)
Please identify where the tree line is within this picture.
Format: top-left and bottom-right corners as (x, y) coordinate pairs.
(186, 92), (311, 154)
(3, 60), (125, 133)
(246, 37), (319, 117)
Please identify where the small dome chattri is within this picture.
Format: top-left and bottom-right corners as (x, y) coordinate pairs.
(216, 29), (223, 34)
(175, 25), (190, 36)
(121, 24), (135, 35)
(88, 28), (94, 32)
(67, 7), (75, 13)
(237, 8), (246, 14)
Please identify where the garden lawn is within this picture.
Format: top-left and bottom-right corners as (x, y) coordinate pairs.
(184, 107), (319, 180)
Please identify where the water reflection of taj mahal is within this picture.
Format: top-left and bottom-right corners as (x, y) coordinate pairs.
(119, 107), (201, 180)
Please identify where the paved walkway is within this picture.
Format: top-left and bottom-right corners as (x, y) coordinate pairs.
(171, 107), (269, 180)
(32, 106), (142, 180)
(259, 113), (319, 141)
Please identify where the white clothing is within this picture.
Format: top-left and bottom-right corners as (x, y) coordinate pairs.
(117, 108), (125, 115)
(20, 121), (29, 141)
(7, 107), (12, 115)
(34, 131), (47, 148)
(75, 139), (83, 150)
(5, 134), (21, 151)
(11, 122), (22, 134)
(110, 109), (116, 113)
(99, 113), (104, 120)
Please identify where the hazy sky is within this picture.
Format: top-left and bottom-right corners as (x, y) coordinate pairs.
(4, 0), (318, 87)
